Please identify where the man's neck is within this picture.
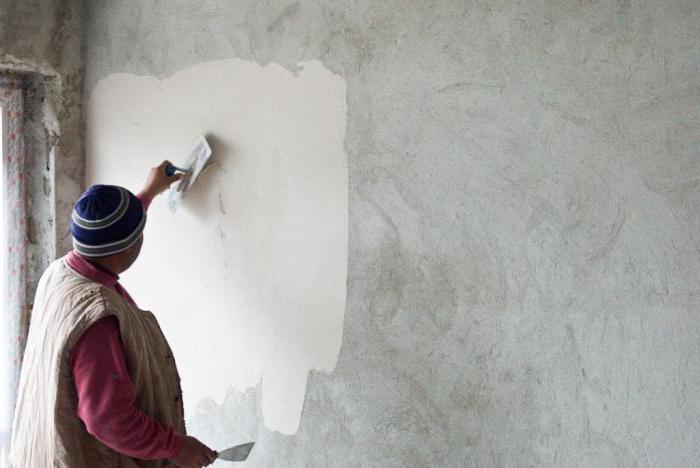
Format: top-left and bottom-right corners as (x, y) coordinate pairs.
(86, 258), (119, 277)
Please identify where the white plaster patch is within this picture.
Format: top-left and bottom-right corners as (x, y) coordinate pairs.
(86, 59), (348, 434)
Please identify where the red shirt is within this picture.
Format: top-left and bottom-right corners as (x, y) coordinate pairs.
(67, 192), (185, 460)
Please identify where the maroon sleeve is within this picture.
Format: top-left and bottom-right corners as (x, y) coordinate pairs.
(70, 316), (185, 460)
(136, 192), (153, 212)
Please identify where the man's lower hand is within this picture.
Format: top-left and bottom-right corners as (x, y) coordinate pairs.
(171, 435), (217, 467)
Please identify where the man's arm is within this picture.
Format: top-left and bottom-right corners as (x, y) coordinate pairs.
(71, 317), (216, 466)
(71, 316), (186, 459)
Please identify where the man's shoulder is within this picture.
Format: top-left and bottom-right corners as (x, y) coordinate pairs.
(37, 259), (107, 307)
(42, 258), (97, 290)
(37, 257), (134, 316)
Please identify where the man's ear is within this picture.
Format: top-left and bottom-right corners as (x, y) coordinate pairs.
(127, 234), (144, 253)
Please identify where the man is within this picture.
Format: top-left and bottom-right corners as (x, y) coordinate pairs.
(10, 161), (216, 467)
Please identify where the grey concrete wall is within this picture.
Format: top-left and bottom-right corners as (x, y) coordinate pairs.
(22, 77), (54, 309)
(85, 1), (700, 466)
(0, 0), (85, 270)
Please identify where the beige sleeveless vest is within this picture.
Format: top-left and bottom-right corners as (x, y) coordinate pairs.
(9, 258), (186, 467)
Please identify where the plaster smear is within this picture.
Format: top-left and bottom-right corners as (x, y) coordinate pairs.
(86, 59), (348, 434)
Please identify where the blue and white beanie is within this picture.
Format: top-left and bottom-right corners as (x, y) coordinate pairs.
(70, 185), (146, 258)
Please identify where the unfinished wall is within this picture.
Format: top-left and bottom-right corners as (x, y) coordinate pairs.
(0, 0), (85, 295)
(85, 1), (700, 466)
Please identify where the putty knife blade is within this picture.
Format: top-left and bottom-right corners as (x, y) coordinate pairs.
(167, 135), (212, 212)
(217, 442), (255, 462)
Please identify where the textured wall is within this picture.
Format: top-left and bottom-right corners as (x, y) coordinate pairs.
(0, 0), (85, 289)
(85, 1), (700, 466)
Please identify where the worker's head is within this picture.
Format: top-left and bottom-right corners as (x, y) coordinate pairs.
(70, 185), (146, 274)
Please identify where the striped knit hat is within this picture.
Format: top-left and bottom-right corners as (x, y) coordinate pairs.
(70, 185), (146, 258)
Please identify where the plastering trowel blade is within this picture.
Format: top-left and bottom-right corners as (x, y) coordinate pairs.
(216, 442), (255, 462)
(167, 135), (213, 212)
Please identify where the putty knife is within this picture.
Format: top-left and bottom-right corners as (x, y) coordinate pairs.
(166, 135), (213, 212)
(214, 442), (255, 462)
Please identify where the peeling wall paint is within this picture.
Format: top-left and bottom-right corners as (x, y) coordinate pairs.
(86, 58), (348, 435)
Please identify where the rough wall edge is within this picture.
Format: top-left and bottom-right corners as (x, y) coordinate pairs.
(83, 55), (345, 98)
(0, 52), (85, 295)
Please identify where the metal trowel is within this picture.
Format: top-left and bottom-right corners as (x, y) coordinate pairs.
(166, 135), (213, 212)
(214, 442), (255, 462)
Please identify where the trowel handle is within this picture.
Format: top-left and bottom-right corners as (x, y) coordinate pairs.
(165, 163), (190, 177)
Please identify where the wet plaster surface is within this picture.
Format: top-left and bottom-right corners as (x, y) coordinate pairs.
(87, 58), (348, 435)
(85, 1), (700, 466)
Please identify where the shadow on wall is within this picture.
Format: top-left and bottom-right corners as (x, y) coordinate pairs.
(180, 133), (237, 221)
